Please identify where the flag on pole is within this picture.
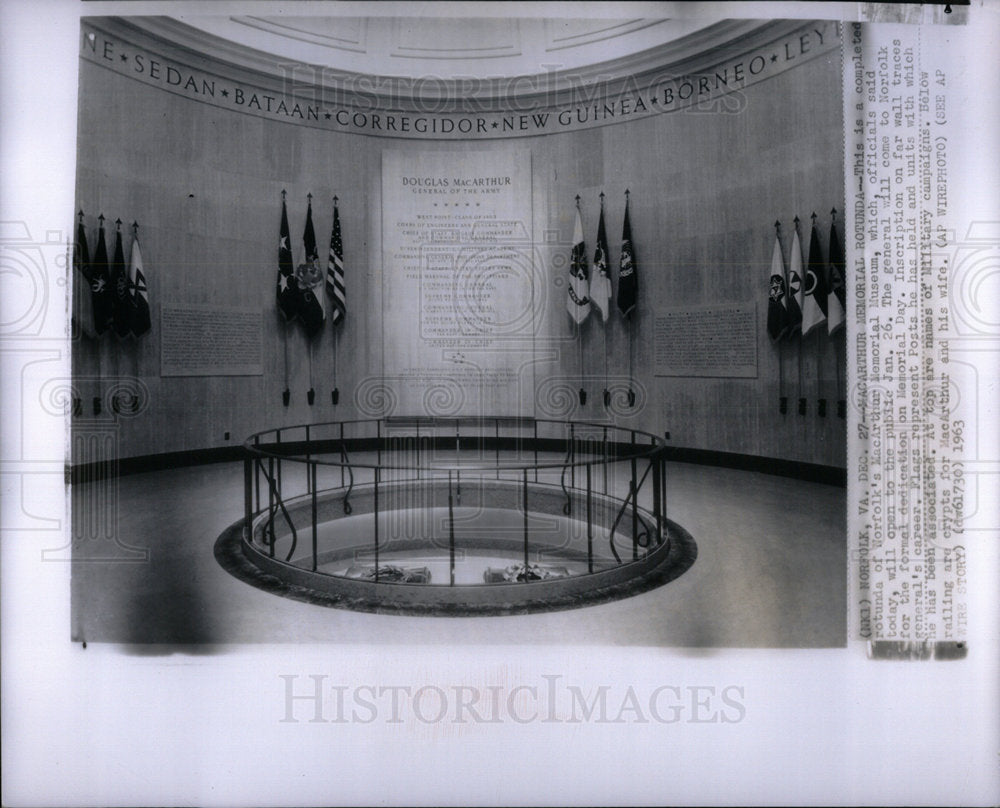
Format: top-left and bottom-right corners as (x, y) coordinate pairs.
(128, 229), (151, 337)
(827, 218), (847, 335)
(787, 225), (804, 336)
(801, 220), (828, 336)
(111, 221), (132, 338)
(617, 196), (638, 318)
(73, 214), (97, 338)
(276, 196), (298, 321)
(296, 197), (325, 338)
(566, 203), (590, 324)
(327, 199), (346, 325)
(767, 228), (790, 341)
(90, 217), (113, 335)
(591, 203), (612, 321)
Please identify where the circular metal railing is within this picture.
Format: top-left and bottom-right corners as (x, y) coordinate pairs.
(236, 417), (683, 609)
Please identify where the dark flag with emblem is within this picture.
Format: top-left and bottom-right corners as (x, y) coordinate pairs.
(591, 205), (612, 321)
(111, 222), (131, 337)
(276, 197), (299, 321)
(566, 204), (590, 324)
(297, 198), (325, 338)
(827, 218), (846, 335)
(90, 218), (113, 335)
(327, 199), (346, 325)
(617, 197), (638, 318)
(767, 230), (790, 341)
(787, 227), (804, 335)
(801, 220), (828, 336)
(73, 215), (97, 339)
(128, 231), (151, 337)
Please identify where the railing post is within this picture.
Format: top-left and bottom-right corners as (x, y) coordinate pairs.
(533, 419), (538, 482)
(305, 425), (311, 494)
(373, 466), (380, 582)
(522, 467), (530, 575)
(631, 452), (638, 561)
(448, 471), (455, 586)
(276, 429), (282, 493)
(243, 454), (253, 542)
(311, 462), (318, 571)
(586, 462), (593, 573)
(267, 456), (275, 558)
(254, 435), (260, 514)
(602, 426), (608, 497)
(569, 423), (575, 490)
(662, 433), (668, 525)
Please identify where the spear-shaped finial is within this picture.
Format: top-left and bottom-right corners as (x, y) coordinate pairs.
(774, 219), (781, 230)
(793, 215), (800, 228)
(599, 191), (605, 205)
(575, 194), (581, 207)
(625, 188), (630, 198)
(333, 195), (339, 206)
(307, 192), (312, 203)
(78, 209), (84, 221)
(831, 207), (837, 220)
(98, 213), (105, 226)
(132, 220), (139, 233)
(281, 189), (287, 200)
(810, 211), (817, 222)
(115, 217), (122, 231)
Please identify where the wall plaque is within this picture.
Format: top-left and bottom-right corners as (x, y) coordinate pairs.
(654, 303), (758, 378)
(380, 148), (537, 415)
(160, 305), (263, 377)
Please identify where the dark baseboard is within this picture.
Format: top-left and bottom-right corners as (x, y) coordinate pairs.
(661, 447), (846, 487)
(70, 440), (846, 487)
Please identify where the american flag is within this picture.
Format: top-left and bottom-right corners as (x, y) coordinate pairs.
(326, 199), (346, 325)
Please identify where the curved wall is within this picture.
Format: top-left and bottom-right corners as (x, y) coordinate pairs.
(72, 17), (845, 469)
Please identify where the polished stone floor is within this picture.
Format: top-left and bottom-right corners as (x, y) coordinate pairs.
(71, 456), (846, 647)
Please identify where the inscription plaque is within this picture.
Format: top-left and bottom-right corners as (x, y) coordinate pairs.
(654, 303), (758, 378)
(160, 305), (262, 377)
(380, 149), (537, 415)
